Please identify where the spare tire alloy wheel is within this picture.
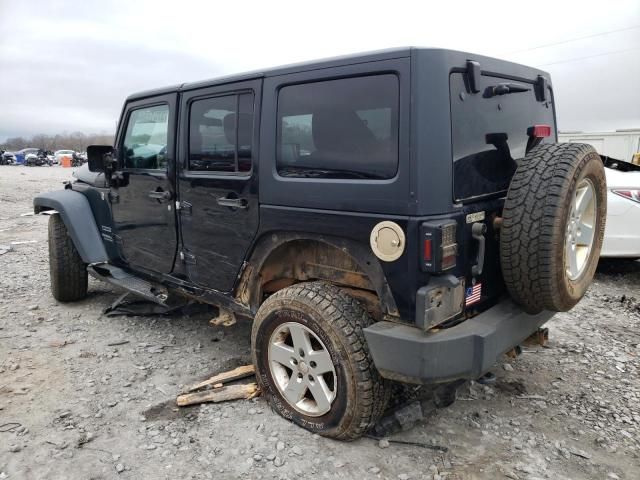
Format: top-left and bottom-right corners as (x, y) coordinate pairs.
(500, 143), (606, 314)
(252, 282), (389, 440)
(566, 178), (597, 280)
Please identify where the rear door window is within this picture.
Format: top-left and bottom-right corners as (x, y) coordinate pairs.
(188, 92), (254, 173)
(276, 74), (399, 180)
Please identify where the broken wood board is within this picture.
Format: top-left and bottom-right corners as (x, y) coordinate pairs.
(176, 383), (259, 406)
(185, 364), (255, 393)
(209, 308), (236, 327)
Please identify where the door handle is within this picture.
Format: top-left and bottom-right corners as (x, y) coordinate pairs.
(216, 196), (248, 209)
(148, 190), (171, 200)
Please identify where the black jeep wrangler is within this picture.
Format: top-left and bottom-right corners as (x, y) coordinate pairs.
(35, 48), (606, 440)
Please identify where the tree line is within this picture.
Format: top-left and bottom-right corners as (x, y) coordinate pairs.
(1, 132), (115, 153)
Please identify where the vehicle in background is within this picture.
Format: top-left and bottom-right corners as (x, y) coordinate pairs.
(1, 151), (16, 165)
(54, 149), (76, 164)
(48, 152), (57, 164)
(559, 129), (640, 165)
(71, 151), (86, 167)
(15, 148), (39, 165)
(600, 158), (640, 258)
(559, 134), (640, 259)
(25, 149), (52, 166)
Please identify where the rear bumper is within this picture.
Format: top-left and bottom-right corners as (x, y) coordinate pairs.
(363, 299), (554, 384)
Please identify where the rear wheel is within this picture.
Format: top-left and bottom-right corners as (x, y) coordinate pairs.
(252, 282), (389, 440)
(500, 143), (606, 313)
(48, 214), (88, 302)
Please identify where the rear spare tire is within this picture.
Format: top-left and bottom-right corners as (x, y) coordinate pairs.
(48, 213), (88, 302)
(500, 143), (606, 314)
(251, 282), (389, 440)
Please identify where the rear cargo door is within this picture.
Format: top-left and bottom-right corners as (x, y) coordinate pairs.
(449, 68), (555, 310)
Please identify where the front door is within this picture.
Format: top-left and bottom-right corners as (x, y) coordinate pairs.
(178, 80), (261, 292)
(110, 94), (178, 274)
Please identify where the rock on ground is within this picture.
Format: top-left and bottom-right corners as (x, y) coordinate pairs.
(0, 165), (639, 479)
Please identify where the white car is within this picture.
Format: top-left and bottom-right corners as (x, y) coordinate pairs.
(601, 162), (640, 258)
(54, 149), (75, 163)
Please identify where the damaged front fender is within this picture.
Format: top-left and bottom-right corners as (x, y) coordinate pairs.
(34, 189), (108, 264)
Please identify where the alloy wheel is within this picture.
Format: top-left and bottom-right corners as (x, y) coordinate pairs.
(268, 322), (337, 416)
(565, 178), (597, 280)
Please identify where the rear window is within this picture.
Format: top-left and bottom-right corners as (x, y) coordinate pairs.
(450, 72), (555, 201)
(276, 74), (399, 180)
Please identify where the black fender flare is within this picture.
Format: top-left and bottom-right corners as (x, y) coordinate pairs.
(237, 231), (399, 318)
(34, 189), (108, 264)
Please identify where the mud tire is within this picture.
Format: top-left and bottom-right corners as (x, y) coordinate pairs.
(48, 213), (88, 302)
(252, 282), (389, 440)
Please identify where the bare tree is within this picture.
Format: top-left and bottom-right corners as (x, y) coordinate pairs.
(1, 132), (115, 152)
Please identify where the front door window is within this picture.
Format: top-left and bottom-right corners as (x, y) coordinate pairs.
(123, 104), (169, 170)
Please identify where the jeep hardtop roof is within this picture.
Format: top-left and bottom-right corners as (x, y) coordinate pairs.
(126, 47), (550, 102)
(124, 47), (554, 217)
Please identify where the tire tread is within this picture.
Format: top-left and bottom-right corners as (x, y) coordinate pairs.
(48, 214), (88, 302)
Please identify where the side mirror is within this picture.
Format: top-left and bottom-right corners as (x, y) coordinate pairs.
(87, 145), (119, 187)
(87, 145), (116, 173)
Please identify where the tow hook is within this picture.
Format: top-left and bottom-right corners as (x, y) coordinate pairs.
(471, 222), (487, 277)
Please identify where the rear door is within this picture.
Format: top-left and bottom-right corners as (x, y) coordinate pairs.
(110, 94), (178, 274)
(177, 80), (261, 292)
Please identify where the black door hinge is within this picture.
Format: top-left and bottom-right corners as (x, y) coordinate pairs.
(466, 60), (481, 94)
(176, 200), (192, 216)
(536, 75), (548, 102)
(180, 251), (196, 265)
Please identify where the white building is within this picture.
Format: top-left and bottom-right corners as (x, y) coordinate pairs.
(558, 129), (640, 164)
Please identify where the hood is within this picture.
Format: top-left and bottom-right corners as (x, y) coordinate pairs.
(73, 163), (106, 187)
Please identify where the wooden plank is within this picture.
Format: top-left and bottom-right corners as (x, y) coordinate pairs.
(185, 364), (255, 393)
(176, 383), (259, 407)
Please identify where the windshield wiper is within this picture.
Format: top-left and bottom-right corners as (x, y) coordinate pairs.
(483, 83), (530, 98)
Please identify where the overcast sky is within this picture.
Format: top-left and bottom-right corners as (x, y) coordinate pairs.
(1, 0), (639, 142)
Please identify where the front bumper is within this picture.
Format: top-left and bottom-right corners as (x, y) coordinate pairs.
(363, 299), (554, 384)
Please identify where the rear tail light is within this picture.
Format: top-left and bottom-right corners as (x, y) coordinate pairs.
(421, 220), (457, 273)
(423, 238), (433, 262)
(526, 124), (552, 153)
(612, 189), (640, 204)
(528, 124), (552, 138)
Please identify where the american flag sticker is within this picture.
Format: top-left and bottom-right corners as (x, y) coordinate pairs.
(465, 283), (482, 306)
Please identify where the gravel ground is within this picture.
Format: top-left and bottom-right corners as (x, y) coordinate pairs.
(1, 165), (639, 480)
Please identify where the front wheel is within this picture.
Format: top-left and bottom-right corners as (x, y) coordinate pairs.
(251, 282), (389, 440)
(48, 214), (88, 302)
